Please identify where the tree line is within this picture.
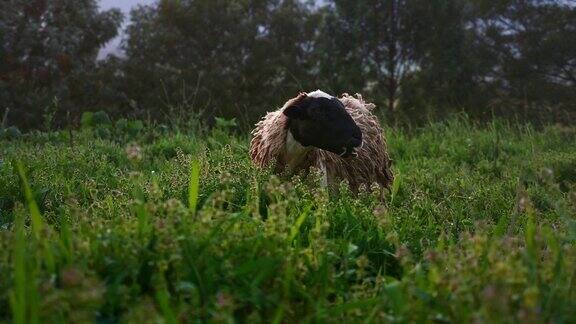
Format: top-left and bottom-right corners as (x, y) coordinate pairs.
(1, 0), (575, 130)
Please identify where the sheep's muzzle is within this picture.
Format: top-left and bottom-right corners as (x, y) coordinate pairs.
(339, 136), (362, 158)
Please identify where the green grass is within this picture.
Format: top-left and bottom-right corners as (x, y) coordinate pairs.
(0, 118), (575, 322)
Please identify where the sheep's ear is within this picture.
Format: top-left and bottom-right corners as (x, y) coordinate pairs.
(283, 104), (308, 120)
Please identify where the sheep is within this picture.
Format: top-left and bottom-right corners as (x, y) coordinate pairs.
(249, 90), (394, 192)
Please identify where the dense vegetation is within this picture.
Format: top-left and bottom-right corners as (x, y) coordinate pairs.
(2, 0), (575, 130)
(1, 117), (575, 322)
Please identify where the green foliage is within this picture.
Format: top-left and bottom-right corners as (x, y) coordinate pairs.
(80, 111), (147, 141)
(121, 0), (319, 125)
(2, 0), (575, 130)
(0, 126), (22, 140)
(463, 0), (576, 121)
(0, 118), (574, 321)
(117, 0), (575, 127)
(0, 0), (123, 129)
(316, 0), (417, 113)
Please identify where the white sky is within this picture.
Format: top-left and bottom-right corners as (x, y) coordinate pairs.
(97, 0), (156, 59)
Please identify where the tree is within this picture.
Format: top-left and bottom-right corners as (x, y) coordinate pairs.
(467, 0), (576, 120)
(0, 0), (123, 129)
(122, 0), (319, 126)
(317, 0), (575, 123)
(316, 0), (417, 113)
(399, 0), (481, 119)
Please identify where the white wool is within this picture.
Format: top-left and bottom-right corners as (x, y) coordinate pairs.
(307, 89), (333, 99)
(285, 131), (311, 172)
(286, 132), (328, 186)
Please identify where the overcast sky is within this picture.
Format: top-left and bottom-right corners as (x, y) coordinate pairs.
(98, 0), (156, 59)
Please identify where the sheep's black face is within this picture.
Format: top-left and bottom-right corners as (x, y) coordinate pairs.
(284, 95), (362, 158)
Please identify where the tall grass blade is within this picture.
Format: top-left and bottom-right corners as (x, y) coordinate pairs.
(288, 204), (312, 243)
(188, 159), (201, 214)
(136, 203), (150, 239)
(15, 161), (44, 240)
(14, 161), (55, 272)
(9, 212), (26, 324)
(58, 215), (73, 264)
(271, 304), (285, 324)
(156, 287), (178, 324)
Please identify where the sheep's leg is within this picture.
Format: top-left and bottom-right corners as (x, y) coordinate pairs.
(318, 160), (328, 188)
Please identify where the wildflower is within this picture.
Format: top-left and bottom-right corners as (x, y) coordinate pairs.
(356, 255), (370, 269)
(61, 267), (84, 288)
(126, 143), (143, 161)
(539, 168), (554, 184)
(385, 231), (400, 246)
(395, 244), (412, 266)
(424, 250), (439, 263)
(523, 286), (540, 309)
(216, 291), (235, 310)
(515, 189), (533, 214)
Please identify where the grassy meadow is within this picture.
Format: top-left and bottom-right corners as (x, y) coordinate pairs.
(0, 117), (575, 322)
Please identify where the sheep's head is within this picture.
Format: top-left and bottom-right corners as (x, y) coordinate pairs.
(283, 90), (362, 158)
